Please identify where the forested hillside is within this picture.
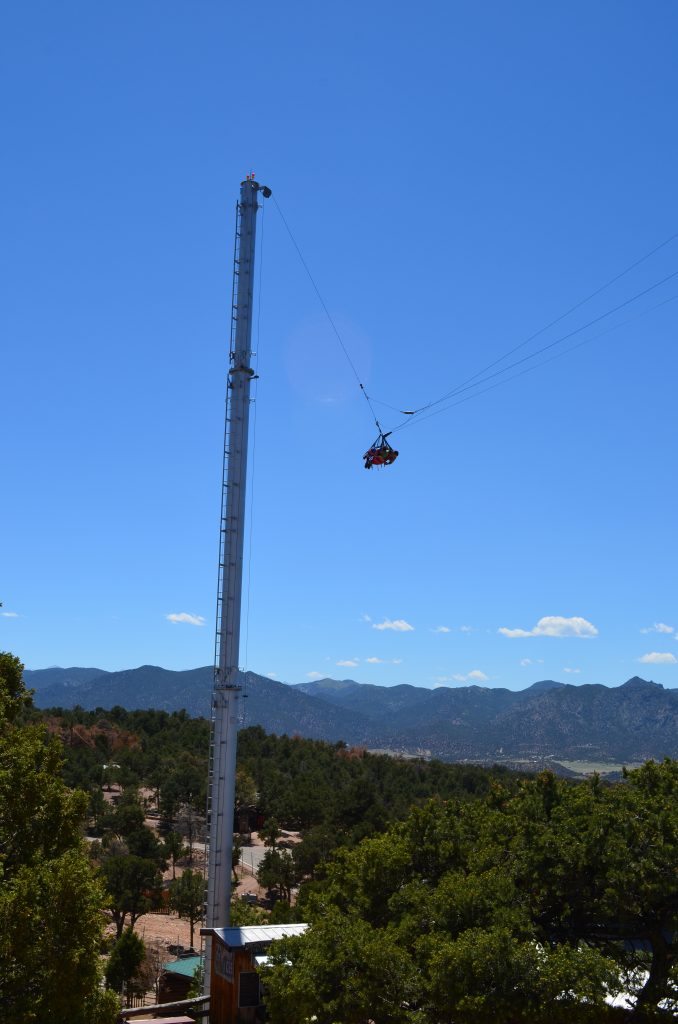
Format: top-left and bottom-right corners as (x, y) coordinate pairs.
(33, 705), (521, 876)
(27, 666), (678, 763)
(11, 679), (678, 1020)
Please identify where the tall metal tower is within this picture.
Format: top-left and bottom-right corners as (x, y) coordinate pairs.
(205, 177), (269, 964)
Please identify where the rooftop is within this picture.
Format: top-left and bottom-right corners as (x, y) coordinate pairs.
(162, 955), (203, 978)
(201, 924), (308, 949)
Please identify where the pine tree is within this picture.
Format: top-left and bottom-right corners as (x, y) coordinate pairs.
(0, 651), (119, 1024)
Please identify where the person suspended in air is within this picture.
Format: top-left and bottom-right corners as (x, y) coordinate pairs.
(364, 432), (399, 469)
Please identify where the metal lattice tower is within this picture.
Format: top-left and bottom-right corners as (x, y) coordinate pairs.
(204, 177), (268, 986)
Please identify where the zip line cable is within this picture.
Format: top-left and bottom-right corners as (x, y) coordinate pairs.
(389, 265), (678, 433)
(394, 290), (678, 431)
(391, 262), (678, 434)
(404, 227), (678, 419)
(273, 193), (678, 436)
(272, 195), (385, 435)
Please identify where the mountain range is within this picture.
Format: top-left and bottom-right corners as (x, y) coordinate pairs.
(24, 665), (678, 766)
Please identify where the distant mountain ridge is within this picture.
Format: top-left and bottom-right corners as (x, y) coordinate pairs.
(26, 666), (109, 690)
(26, 666), (372, 744)
(24, 667), (678, 764)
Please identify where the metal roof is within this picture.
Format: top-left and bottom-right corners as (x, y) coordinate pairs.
(162, 955), (203, 978)
(202, 924), (308, 949)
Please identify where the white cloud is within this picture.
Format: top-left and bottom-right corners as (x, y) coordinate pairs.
(372, 618), (414, 632)
(432, 626), (450, 633)
(166, 612), (206, 626)
(641, 622), (674, 635)
(267, 672), (278, 680)
(638, 652), (677, 665)
(459, 625), (473, 633)
(499, 616), (598, 639)
(361, 613), (372, 623)
(563, 667), (581, 674)
(336, 659), (358, 668)
(453, 669), (489, 683)
(520, 658), (545, 667)
(306, 671), (323, 679)
(1, 611), (18, 618)
(365, 657), (403, 665)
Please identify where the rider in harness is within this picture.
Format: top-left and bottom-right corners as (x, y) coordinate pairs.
(364, 432), (399, 469)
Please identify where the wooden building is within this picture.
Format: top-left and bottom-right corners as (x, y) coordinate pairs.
(201, 924), (308, 1024)
(159, 955), (203, 1003)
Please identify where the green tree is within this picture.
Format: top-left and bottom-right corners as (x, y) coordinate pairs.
(187, 961), (205, 998)
(425, 927), (620, 1023)
(0, 652), (119, 1024)
(174, 802), (205, 865)
(100, 854), (162, 937)
(500, 765), (678, 1016)
(236, 766), (258, 806)
(126, 823), (164, 864)
(88, 786), (106, 833)
(261, 911), (420, 1024)
(102, 763), (120, 791)
(260, 817), (281, 849)
(105, 927), (145, 997)
(163, 830), (187, 879)
(292, 825), (338, 881)
(103, 788), (145, 836)
(257, 848), (296, 902)
(0, 650), (31, 722)
(101, 789), (165, 866)
(264, 765), (678, 1023)
(229, 900), (269, 926)
(268, 900), (305, 925)
(159, 756), (205, 822)
(169, 869), (205, 948)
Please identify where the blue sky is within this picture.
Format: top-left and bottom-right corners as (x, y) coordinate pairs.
(2, 1), (677, 690)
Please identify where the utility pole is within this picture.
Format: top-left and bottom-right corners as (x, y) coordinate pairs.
(204, 176), (270, 989)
